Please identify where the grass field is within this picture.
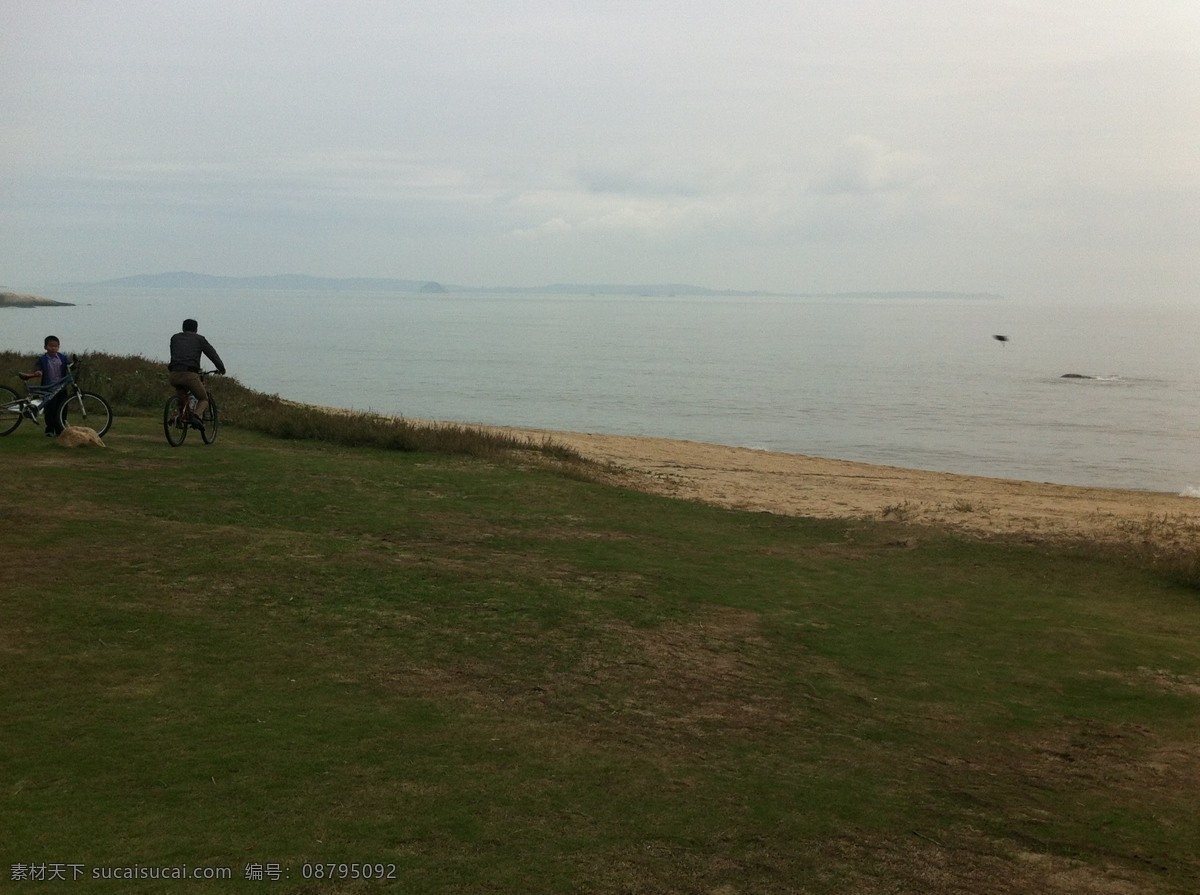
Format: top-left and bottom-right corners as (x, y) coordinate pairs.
(2, 392), (1199, 893)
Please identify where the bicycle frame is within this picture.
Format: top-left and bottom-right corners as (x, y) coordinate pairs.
(26, 376), (74, 408)
(1, 378), (73, 425)
(169, 392), (199, 424)
(26, 375), (98, 425)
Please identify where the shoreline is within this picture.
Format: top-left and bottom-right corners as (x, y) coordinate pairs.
(421, 419), (1200, 547)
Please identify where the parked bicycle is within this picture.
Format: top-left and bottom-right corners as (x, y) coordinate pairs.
(0, 360), (113, 437)
(163, 369), (220, 446)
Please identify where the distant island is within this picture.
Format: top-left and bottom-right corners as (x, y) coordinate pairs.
(0, 291), (74, 308)
(69, 272), (1003, 301)
(80, 272), (776, 296)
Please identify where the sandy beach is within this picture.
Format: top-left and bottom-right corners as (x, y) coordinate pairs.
(435, 421), (1200, 548)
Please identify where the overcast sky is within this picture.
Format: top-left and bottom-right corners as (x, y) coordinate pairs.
(2, 1), (1197, 302)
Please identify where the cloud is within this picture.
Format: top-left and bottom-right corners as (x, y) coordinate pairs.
(812, 136), (934, 196)
(574, 162), (723, 198)
(508, 216), (573, 239)
(506, 196), (701, 242)
(500, 156), (756, 243)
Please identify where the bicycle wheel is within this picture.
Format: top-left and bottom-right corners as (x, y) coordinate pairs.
(200, 394), (219, 444)
(58, 390), (113, 437)
(163, 397), (188, 446)
(0, 385), (23, 436)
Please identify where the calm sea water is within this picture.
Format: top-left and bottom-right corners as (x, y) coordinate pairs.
(3, 286), (1198, 493)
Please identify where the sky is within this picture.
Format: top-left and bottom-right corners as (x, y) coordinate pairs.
(2, 0), (1198, 302)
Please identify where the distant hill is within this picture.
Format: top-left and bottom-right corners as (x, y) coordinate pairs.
(481, 283), (766, 297)
(0, 291), (74, 308)
(81, 272), (1001, 301)
(90, 272), (435, 292)
(85, 272), (764, 296)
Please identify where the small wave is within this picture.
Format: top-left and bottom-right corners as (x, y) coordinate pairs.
(1180, 486), (1200, 498)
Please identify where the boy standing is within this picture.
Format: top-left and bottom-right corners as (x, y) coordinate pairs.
(19, 335), (71, 436)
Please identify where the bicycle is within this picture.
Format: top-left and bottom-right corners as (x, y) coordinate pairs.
(163, 370), (220, 446)
(0, 360), (113, 438)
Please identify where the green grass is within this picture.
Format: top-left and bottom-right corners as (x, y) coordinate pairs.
(2, 397), (1199, 892)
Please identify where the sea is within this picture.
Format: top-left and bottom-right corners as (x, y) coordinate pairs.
(3, 286), (1198, 494)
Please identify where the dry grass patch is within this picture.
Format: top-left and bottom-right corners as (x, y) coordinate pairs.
(821, 833), (1156, 895)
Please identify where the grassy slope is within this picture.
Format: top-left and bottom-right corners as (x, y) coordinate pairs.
(2, 413), (1199, 894)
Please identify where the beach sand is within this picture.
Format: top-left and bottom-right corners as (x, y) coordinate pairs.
(432, 421), (1200, 548)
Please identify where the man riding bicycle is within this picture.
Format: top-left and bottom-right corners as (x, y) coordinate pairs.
(168, 319), (226, 431)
